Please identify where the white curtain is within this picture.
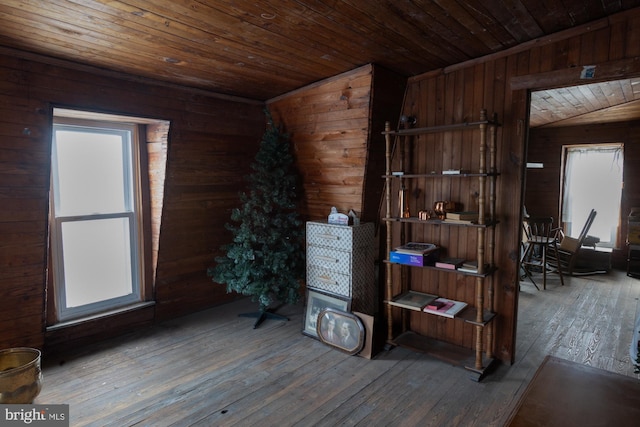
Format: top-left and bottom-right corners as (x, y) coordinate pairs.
(562, 145), (623, 246)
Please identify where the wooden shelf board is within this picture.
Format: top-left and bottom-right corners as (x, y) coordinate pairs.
(382, 120), (499, 136)
(383, 261), (497, 278)
(383, 172), (499, 178)
(383, 301), (495, 325)
(383, 217), (498, 228)
(390, 330), (496, 381)
(459, 308), (497, 326)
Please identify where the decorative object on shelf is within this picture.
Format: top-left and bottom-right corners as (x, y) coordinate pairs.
(328, 206), (350, 225)
(399, 185), (410, 218)
(0, 347), (42, 404)
(303, 289), (350, 339)
(316, 308), (365, 355)
(208, 109), (304, 329)
(433, 201), (458, 219)
(418, 210), (433, 220)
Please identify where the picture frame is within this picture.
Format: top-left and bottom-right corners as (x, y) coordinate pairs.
(316, 308), (365, 355)
(303, 289), (350, 339)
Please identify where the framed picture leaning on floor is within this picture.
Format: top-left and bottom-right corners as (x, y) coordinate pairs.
(316, 308), (364, 355)
(303, 289), (350, 339)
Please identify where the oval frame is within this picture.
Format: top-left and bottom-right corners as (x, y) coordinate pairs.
(316, 307), (365, 355)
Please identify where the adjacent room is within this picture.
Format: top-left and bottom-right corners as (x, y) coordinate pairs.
(1, 1), (640, 426)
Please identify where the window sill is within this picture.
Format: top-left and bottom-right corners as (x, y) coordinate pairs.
(46, 301), (156, 332)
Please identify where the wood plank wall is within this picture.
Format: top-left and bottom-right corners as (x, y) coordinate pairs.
(267, 65), (405, 323)
(267, 64), (406, 224)
(147, 122), (169, 278)
(3, 8), (639, 364)
(527, 121), (640, 267)
(0, 48), (265, 351)
(397, 8), (640, 363)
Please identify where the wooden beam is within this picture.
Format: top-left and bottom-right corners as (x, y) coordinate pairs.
(510, 57), (640, 90)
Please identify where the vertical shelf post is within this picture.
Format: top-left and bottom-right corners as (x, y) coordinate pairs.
(486, 115), (497, 359)
(474, 109), (487, 370)
(384, 121), (394, 342)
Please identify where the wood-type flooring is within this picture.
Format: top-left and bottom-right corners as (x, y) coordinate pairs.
(36, 269), (640, 426)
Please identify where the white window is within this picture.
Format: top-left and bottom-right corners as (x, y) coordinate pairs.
(50, 113), (149, 322)
(562, 144), (624, 247)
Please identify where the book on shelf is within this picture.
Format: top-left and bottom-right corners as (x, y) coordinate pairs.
(461, 260), (478, 269)
(389, 250), (437, 267)
(442, 169), (470, 175)
(443, 218), (476, 225)
(425, 300), (446, 310)
(434, 257), (465, 270)
(422, 297), (468, 318)
(456, 260), (489, 274)
(393, 242), (438, 255)
(445, 211), (479, 221)
(387, 290), (438, 311)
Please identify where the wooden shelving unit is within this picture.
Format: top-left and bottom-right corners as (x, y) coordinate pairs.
(382, 109), (499, 381)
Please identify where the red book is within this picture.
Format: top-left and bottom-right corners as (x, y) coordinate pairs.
(426, 300), (446, 310)
(435, 257), (465, 269)
(423, 298), (468, 318)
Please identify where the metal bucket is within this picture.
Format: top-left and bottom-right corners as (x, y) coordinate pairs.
(0, 347), (42, 404)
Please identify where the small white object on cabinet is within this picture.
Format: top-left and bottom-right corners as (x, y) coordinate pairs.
(306, 221), (376, 315)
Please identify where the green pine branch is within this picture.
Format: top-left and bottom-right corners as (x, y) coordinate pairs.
(208, 109), (304, 313)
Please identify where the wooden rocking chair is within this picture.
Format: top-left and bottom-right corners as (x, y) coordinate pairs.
(548, 209), (597, 276)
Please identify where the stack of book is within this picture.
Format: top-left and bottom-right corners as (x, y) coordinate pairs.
(387, 291), (469, 318)
(387, 290), (438, 311)
(444, 211), (478, 224)
(442, 169), (470, 175)
(423, 297), (468, 318)
(457, 260), (488, 274)
(434, 257), (465, 270)
(389, 242), (439, 266)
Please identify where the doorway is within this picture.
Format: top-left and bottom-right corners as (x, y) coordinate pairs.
(525, 78), (640, 248)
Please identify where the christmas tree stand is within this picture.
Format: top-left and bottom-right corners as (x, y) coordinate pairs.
(239, 305), (289, 329)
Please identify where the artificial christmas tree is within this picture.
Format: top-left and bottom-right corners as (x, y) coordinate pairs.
(208, 110), (304, 328)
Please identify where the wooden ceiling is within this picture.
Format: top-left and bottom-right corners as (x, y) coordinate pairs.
(531, 78), (640, 128)
(1, 1), (640, 125)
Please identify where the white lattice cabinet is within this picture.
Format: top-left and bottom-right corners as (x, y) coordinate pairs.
(306, 221), (376, 314)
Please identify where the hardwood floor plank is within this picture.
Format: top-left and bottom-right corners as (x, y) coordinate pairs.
(36, 270), (640, 426)
(301, 349), (417, 426)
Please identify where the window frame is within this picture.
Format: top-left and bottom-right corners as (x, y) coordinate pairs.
(49, 112), (154, 324)
(560, 143), (624, 248)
